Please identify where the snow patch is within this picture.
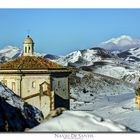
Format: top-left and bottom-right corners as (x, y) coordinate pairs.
(30, 111), (130, 132)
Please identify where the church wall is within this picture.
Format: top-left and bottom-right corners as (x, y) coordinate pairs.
(24, 95), (50, 118)
(21, 74), (50, 98)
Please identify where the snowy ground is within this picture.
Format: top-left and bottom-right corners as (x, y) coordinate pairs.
(70, 70), (140, 131)
(90, 93), (140, 131)
(70, 93), (140, 131)
(30, 111), (131, 132)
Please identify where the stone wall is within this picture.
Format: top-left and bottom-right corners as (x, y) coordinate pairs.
(21, 74), (50, 98)
(24, 95), (51, 118)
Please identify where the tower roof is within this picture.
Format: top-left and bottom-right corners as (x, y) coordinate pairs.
(24, 35), (34, 44)
(0, 56), (63, 70)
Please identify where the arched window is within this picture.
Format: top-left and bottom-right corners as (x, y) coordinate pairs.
(32, 81), (36, 88)
(28, 46), (30, 52)
(25, 47), (27, 53)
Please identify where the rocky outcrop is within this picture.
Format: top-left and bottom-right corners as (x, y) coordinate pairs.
(0, 83), (44, 132)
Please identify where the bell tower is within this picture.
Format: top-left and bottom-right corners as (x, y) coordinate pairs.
(23, 35), (34, 56)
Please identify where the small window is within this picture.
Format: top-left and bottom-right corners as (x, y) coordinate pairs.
(32, 81), (36, 88)
(58, 81), (61, 88)
(12, 82), (16, 92)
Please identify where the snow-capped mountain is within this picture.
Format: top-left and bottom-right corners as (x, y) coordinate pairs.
(56, 47), (115, 67)
(99, 35), (140, 51)
(0, 46), (22, 59)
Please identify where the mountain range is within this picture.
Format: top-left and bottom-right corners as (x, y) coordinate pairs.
(1, 35), (140, 63)
(55, 35), (140, 66)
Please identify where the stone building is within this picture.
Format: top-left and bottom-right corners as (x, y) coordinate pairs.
(0, 35), (71, 117)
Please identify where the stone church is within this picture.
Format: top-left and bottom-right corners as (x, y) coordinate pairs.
(0, 35), (71, 117)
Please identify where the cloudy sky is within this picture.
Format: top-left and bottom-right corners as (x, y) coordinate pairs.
(0, 9), (140, 55)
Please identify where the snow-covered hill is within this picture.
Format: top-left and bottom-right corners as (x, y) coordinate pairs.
(99, 35), (140, 52)
(30, 111), (131, 132)
(84, 60), (140, 84)
(117, 47), (140, 63)
(56, 47), (115, 67)
(70, 70), (134, 104)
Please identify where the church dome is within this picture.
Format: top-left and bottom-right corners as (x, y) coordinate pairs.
(24, 35), (34, 44)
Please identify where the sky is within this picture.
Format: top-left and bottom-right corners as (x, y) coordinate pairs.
(0, 8), (140, 55)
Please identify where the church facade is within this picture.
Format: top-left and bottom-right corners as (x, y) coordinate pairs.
(0, 35), (71, 117)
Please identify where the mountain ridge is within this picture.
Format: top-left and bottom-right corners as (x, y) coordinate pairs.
(2, 35), (140, 66)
